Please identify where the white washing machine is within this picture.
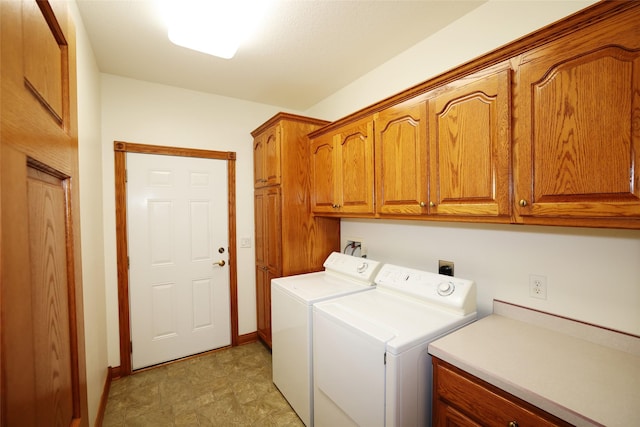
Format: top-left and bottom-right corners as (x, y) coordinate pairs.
(271, 252), (383, 426)
(312, 264), (477, 427)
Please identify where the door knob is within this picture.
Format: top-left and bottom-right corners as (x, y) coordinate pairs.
(214, 259), (226, 267)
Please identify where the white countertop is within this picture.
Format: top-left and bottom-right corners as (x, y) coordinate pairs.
(428, 300), (640, 427)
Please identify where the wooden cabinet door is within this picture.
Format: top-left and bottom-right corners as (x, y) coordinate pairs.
(375, 98), (428, 215)
(253, 124), (280, 187)
(429, 68), (511, 219)
(255, 265), (273, 347)
(336, 117), (375, 214)
(253, 132), (267, 187)
(264, 125), (281, 187)
(311, 133), (339, 213)
(265, 187), (282, 272)
(515, 41), (640, 222)
(254, 189), (267, 266)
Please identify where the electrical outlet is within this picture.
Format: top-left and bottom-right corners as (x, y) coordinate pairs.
(438, 260), (454, 276)
(529, 274), (547, 300)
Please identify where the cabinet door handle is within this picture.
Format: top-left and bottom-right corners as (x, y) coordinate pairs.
(420, 201), (426, 207)
(429, 201), (436, 207)
(519, 199), (528, 207)
(508, 421), (519, 427)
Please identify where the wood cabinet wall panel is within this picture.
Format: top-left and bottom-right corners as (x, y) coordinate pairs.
(2, 1), (89, 423)
(375, 99), (428, 215)
(27, 167), (75, 426)
(429, 69), (511, 217)
(516, 43), (640, 220)
(23, 1), (66, 124)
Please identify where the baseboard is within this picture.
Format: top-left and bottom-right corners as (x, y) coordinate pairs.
(109, 365), (122, 380)
(94, 366), (116, 427)
(237, 331), (258, 345)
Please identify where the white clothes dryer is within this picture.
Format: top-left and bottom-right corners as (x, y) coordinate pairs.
(312, 264), (477, 427)
(271, 252), (382, 426)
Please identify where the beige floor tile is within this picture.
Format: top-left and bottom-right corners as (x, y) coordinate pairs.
(102, 342), (302, 426)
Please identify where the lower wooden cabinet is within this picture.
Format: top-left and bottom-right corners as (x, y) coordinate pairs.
(432, 357), (572, 427)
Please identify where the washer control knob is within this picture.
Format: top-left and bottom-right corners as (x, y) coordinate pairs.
(357, 262), (368, 273)
(437, 281), (455, 296)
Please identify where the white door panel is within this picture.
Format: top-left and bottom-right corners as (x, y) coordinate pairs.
(128, 153), (230, 369)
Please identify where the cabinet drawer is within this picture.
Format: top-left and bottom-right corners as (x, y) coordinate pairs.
(435, 360), (571, 427)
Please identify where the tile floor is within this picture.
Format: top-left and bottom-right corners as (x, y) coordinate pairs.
(102, 342), (304, 426)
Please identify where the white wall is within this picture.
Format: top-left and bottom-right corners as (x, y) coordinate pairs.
(341, 220), (640, 335)
(306, 0), (600, 121)
(70, 2), (109, 424)
(306, 0), (640, 336)
(100, 75), (289, 366)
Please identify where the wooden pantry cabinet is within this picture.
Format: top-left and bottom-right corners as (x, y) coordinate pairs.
(513, 5), (640, 228)
(310, 115), (375, 215)
(432, 358), (572, 427)
(252, 113), (339, 347)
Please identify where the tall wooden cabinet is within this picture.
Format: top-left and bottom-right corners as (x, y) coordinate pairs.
(252, 113), (339, 347)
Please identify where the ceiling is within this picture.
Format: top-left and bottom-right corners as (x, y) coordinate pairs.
(76, 0), (486, 111)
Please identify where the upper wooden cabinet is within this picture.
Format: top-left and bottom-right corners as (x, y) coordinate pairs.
(374, 97), (428, 215)
(514, 9), (640, 228)
(311, 116), (375, 215)
(309, 2), (640, 229)
(428, 66), (512, 219)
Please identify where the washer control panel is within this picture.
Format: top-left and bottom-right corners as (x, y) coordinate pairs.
(375, 264), (476, 315)
(323, 252), (382, 282)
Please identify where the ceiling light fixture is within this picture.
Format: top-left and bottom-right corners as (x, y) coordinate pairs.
(160, 0), (271, 59)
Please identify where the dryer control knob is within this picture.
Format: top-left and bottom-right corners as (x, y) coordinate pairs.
(437, 281), (455, 296)
(357, 262), (368, 273)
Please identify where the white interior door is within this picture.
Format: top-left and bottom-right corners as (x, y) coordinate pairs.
(127, 152), (231, 369)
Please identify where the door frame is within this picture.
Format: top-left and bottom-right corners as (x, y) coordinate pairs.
(114, 141), (238, 376)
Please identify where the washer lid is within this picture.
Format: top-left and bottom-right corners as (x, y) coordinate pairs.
(271, 271), (374, 304)
(313, 289), (477, 355)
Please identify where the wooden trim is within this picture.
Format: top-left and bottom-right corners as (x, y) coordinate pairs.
(237, 331), (259, 346)
(113, 141), (239, 376)
(94, 368), (112, 427)
(227, 157), (239, 346)
(309, 1), (637, 137)
(251, 112), (330, 137)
